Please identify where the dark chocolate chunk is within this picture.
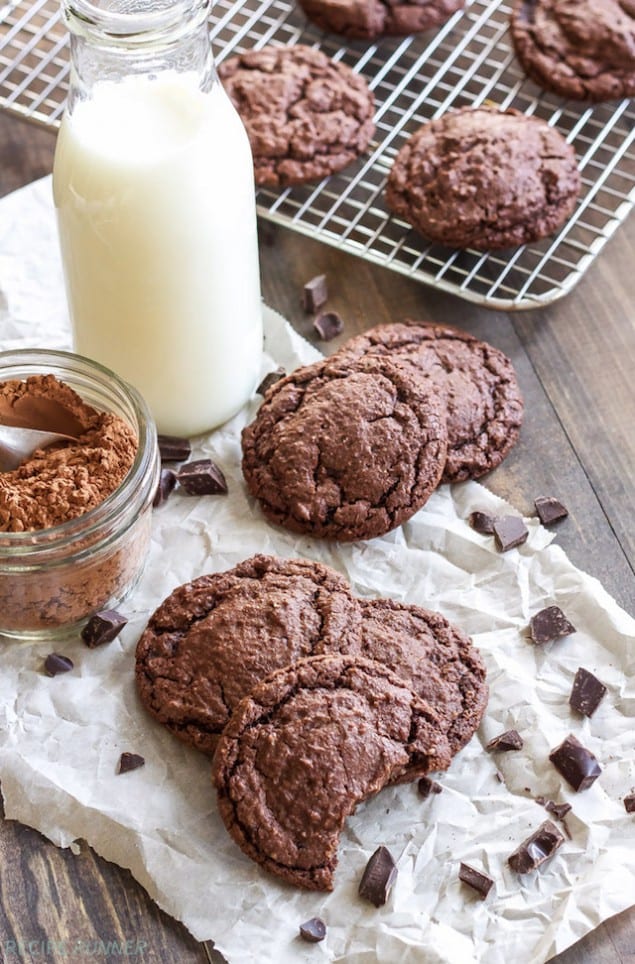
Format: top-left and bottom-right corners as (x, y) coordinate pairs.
(569, 667), (607, 717)
(544, 800), (572, 820)
(418, 776), (443, 798)
(157, 434), (192, 462)
(508, 820), (565, 874)
(358, 846), (397, 907)
(81, 609), (128, 647)
(534, 496), (568, 526)
(44, 653), (74, 676)
(177, 458), (227, 496)
(256, 367), (286, 396)
(303, 274), (328, 313)
(549, 733), (601, 792)
(153, 468), (177, 508)
(299, 917), (326, 943)
(117, 752), (145, 774)
(493, 515), (528, 552)
(469, 510), (496, 535)
(459, 862), (494, 899)
(486, 729), (523, 752)
(313, 310), (344, 341)
(624, 793), (635, 814)
(529, 606), (576, 644)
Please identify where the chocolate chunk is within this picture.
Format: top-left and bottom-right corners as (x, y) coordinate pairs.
(44, 653), (74, 676)
(358, 846), (397, 907)
(624, 793), (635, 814)
(508, 820), (565, 874)
(569, 667), (607, 717)
(81, 609), (128, 647)
(534, 496), (568, 526)
(486, 729), (523, 752)
(459, 863), (494, 899)
(176, 458), (227, 495)
(303, 274), (328, 313)
(117, 752), (145, 774)
(549, 733), (601, 791)
(256, 367), (285, 396)
(469, 510), (496, 535)
(299, 917), (326, 943)
(493, 515), (528, 552)
(418, 776), (443, 798)
(157, 434), (192, 462)
(153, 468), (177, 508)
(313, 311), (344, 341)
(529, 606), (576, 644)
(544, 800), (572, 820)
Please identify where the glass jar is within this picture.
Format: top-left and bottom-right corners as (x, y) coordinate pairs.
(0, 349), (160, 641)
(53, 0), (263, 438)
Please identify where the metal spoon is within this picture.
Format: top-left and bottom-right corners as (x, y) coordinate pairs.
(0, 424), (78, 472)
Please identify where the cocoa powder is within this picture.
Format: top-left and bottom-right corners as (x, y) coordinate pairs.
(0, 374), (138, 532)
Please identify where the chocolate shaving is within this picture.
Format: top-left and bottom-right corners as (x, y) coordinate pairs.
(117, 752), (145, 774)
(81, 609), (128, 647)
(303, 274), (328, 313)
(534, 496), (568, 525)
(529, 606), (576, 644)
(549, 733), (601, 792)
(299, 917), (326, 943)
(493, 515), (528, 552)
(256, 367), (286, 396)
(459, 863), (494, 899)
(469, 510), (496, 535)
(44, 653), (73, 676)
(418, 776), (443, 798)
(153, 468), (177, 508)
(544, 800), (572, 820)
(569, 667), (607, 717)
(508, 820), (565, 873)
(313, 311), (344, 342)
(177, 459), (227, 496)
(624, 793), (635, 814)
(358, 846), (397, 907)
(157, 434), (191, 462)
(486, 729), (523, 752)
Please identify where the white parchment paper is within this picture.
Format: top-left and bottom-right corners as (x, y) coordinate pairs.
(0, 177), (634, 964)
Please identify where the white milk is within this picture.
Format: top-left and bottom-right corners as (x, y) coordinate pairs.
(53, 72), (263, 436)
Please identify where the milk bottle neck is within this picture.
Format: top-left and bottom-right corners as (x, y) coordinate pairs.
(62, 0), (216, 109)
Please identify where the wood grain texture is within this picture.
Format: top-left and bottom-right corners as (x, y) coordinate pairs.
(0, 109), (634, 963)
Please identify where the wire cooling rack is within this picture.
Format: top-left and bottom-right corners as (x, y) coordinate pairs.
(1, 0), (634, 310)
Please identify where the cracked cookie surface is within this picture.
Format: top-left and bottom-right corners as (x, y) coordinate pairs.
(298, 0), (464, 39)
(213, 654), (452, 890)
(511, 0), (635, 102)
(386, 106), (580, 250)
(218, 44), (375, 186)
(241, 354), (448, 542)
(135, 555), (362, 754)
(333, 321), (524, 482)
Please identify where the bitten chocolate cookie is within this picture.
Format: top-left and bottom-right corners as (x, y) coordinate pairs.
(386, 106), (581, 250)
(511, 0), (635, 102)
(298, 0), (464, 40)
(135, 555), (362, 753)
(241, 354), (448, 542)
(333, 321), (524, 482)
(358, 598), (488, 753)
(213, 654), (452, 890)
(218, 45), (375, 186)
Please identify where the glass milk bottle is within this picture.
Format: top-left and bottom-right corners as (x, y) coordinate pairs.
(53, 0), (263, 437)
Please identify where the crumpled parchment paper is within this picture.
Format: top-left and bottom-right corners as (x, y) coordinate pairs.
(0, 177), (634, 964)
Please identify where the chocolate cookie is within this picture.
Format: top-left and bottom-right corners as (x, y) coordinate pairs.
(241, 354), (448, 542)
(218, 45), (375, 186)
(213, 654), (452, 890)
(358, 598), (488, 753)
(386, 106), (581, 250)
(333, 321), (524, 482)
(298, 0), (465, 40)
(135, 555), (362, 753)
(511, 0), (635, 102)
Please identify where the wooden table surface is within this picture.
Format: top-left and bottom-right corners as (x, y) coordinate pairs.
(1, 111), (634, 964)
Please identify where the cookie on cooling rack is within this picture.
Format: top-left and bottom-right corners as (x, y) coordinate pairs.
(333, 321), (524, 482)
(511, 0), (635, 102)
(298, 0), (465, 40)
(386, 106), (581, 250)
(217, 44), (375, 186)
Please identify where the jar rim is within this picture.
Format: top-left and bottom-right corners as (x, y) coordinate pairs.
(0, 347), (159, 554)
(63, 0), (211, 43)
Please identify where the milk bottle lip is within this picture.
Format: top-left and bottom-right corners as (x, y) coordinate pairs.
(63, 0), (211, 45)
